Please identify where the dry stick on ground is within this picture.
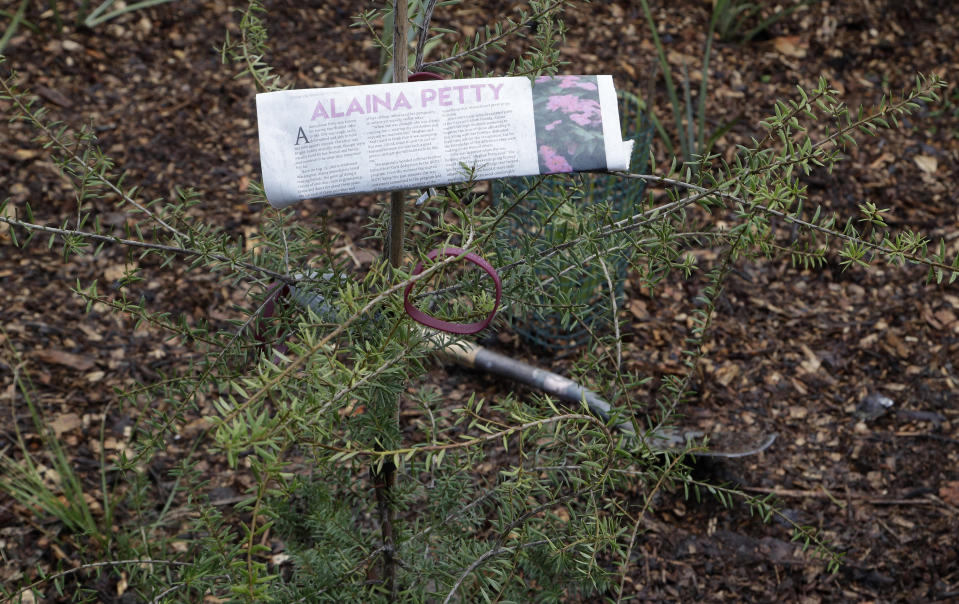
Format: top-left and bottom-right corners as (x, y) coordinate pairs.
(742, 486), (959, 513)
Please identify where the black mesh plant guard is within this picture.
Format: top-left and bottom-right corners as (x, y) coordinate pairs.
(493, 97), (653, 350)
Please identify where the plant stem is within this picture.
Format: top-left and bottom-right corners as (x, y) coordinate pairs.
(377, 2), (409, 599)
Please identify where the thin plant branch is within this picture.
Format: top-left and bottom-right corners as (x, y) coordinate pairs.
(614, 452), (690, 604)
(614, 172), (959, 275)
(311, 412), (613, 466)
(413, 0), (440, 71)
(597, 255), (622, 372)
(0, 215), (294, 283)
(443, 539), (551, 604)
(216, 228), (474, 428)
(420, 1), (565, 68)
(0, 74), (188, 241)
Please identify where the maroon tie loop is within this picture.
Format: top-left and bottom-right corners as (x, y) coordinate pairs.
(408, 71), (445, 82)
(404, 247), (502, 334)
(253, 282), (291, 356)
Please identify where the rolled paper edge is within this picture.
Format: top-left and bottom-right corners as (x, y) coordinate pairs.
(598, 75), (631, 172)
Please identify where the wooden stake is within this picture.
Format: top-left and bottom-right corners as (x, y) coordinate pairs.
(387, 0), (409, 269)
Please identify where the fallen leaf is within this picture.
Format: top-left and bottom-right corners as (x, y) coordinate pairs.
(36, 85), (72, 107)
(713, 362), (740, 387)
(868, 152), (895, 170)
(935, 308), (957, 328)
(35, 463), (61, 487)
(9, 182), (29, 202)
(913, 155), (937, 174)
(78, 323), (104, 342)
(629, 299), (648, 320)
(667, 49), (701, 67)
(13, 149), (39, 161)
(332, 76), (362, 86)
(102, 436), (127, 452)
(50, 413), (82, 437)
(352, 247), (378, 265)
(82, 492), (102, 514)
(34, 349), (96, 371)
(799, 344), (821, 374)
(773, 35), (807, 58)
(104, 262), (137, 282)
(0, 202), (15, 235)
(15, 589), (36, 604)
(939, 481), (959, 506)
(179, 417), (213, 438)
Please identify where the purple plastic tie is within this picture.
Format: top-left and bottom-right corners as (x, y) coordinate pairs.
(404, 247), (502, 334)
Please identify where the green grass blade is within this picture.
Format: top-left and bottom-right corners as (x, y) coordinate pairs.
(84, 0), (179, 28)
(0, 0), (29, 54)
(743, 0), (821, 43)
(639, 0), (683, 162)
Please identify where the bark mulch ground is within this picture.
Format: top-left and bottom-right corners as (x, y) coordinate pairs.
(1, 1), (957, 601)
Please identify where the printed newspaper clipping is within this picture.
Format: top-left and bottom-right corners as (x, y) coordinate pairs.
(256, 75), (633, 207)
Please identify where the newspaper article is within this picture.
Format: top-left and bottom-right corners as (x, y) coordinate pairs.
(256, 75), (633, 208)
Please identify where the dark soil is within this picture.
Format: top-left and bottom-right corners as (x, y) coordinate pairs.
(1, 1), (957, 602)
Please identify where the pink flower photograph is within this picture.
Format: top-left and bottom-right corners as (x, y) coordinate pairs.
(532, 75), (607, 174)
